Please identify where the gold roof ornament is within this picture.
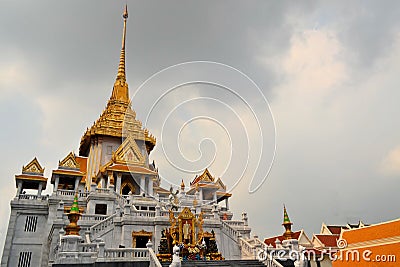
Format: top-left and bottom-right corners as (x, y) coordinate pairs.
(65, 192), (82, 236)
(22, 157), (44, 175)
(282, 205), (294, 240)
(180, 179), (185, 190)
(58, 152), (80, 169)
(79, 5), (156, 155)
(112, 4), (129, 102)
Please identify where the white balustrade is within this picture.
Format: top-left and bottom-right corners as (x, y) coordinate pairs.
(132, 210), (156, 217)
(221, 220), (240, 241)
(90, 213), (116, 240)
(103, 248), (149, 260)
(18, 194), (48, 200)
(80, 214), (109, 221)
(149, 247), (162, 267)
(96, 188), (110, 194)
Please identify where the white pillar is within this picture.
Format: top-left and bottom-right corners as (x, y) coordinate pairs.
(140, 175), (145, 196)
(116, 173), (122, 194)
(37, 183), (43, 197)
(199, 189), (203, 205)
(107, 172), (112, 189)
(225, 198), (229, 210)
(101, 177), (105, 189)
(148, 176), (154, 197)
(54, 176), (59, 192)
(16, 181), (22, 196)
(74, 177), (80, 191)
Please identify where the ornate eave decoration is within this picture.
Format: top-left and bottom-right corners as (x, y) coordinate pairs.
(22, 157), (44, 175)
(58, 152), (80, 169)
(112, 135), (145, 165)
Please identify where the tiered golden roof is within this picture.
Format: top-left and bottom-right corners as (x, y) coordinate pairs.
(79, 5), (155, 155)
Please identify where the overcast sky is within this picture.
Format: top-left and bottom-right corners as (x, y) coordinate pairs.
(1, 0), (400, 257)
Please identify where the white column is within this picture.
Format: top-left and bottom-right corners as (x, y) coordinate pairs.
(213, 192), (217, 203)
(148, 176), (154, 197)
(74, 177), (80, 191)
(37, 183), (43, 197)
(107, 172), (112, 189)
(101, 177), (105, 189)
(116, 173), (122, 194)
(54, 176), (59, 192)
(16, 181), (22, 196)
(199, 189), (203, 205)
(140, 175), (145, 196)
(225, 198), (229, 210)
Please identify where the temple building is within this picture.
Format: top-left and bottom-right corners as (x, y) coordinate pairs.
(332, 218), (399, 267)
(0, 6), (265, 267)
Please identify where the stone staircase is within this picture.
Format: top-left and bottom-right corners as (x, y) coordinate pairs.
(161, 260), (265, 267)
(90, 213), (116, 241)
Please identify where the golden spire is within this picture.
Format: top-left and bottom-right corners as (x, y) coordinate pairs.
(117, 5), (128, 82)
(65, 192), (82, 235)
(111, 5), (130, 102)
(282, 205), (293, 240)
(180, 179), (185, 191)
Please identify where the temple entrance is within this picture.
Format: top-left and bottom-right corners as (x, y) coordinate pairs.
(120, 176), (137, 195)
(136, 236), (148, 248)
(132, 230), (152, 248)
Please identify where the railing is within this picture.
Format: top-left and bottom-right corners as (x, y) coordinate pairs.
(112, 191), (127, 207)
(96, 188), (110, 194)
(149, 247), (163, 267)
(225, 220), (245, 227)
(18, 194), (48, 200)
(221, 220), (240, 241)
(90, 213), (116, 240)
(56, 189), (88, 198)
(79, 243), (98, 253)
(103, 248), (149, 260)
(80, 214), (109, 221)
(48, 224), (55, 245)
(239, 238), (257, 259)
(132, 210), (156, 217)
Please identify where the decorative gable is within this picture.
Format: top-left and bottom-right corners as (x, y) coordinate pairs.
(215, 178), (226, 190)
(200, 169), (214, 182)
(113, 136), (145, 165)
(22, 157), (44, 174)
(59, 152), (80, 169)
(190, 168), (215, 186)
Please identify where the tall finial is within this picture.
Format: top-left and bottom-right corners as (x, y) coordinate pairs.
(111, 5), (130, 103)
(65, 192), (82, 235)
(282, 205), (293, 240)
(116, 4), (128, 82)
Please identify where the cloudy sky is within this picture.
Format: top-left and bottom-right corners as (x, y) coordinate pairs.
(1, 0), (400, 257)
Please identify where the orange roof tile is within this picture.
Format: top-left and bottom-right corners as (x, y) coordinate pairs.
(341, 218), (400, 245)
(52, 169), (85, 176)
(314, 234), (339, 248)
(106, 164), (157, 175)
(327, 226), (343, 235)
(15, 174), (47, 182)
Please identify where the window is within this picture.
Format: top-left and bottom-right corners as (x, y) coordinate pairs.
(18, 251), (32, 267)
(24, 216), (38, 232)
(95, 204), (107, 215)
